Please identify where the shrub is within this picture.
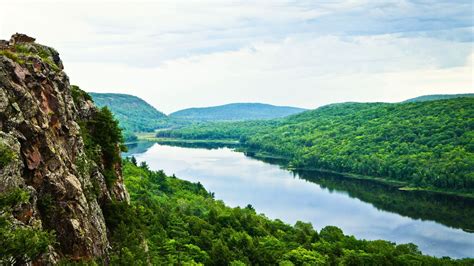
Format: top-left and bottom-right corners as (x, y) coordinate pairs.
(78, 106), (125, 189)
(0, 189), (55, 264)
(0, 143), (15, 169)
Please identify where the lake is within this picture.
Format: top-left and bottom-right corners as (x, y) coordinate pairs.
(126, 142), (474, 259)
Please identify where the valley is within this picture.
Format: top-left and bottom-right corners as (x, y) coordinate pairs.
(125, 142), (474, 258)
(0, 34), (472, 264)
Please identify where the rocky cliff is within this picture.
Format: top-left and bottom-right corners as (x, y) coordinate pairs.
(0, 34), (129, 263)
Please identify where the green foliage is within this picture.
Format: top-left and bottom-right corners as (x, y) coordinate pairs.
(0, 189), (29, 210)
(70, 85), (93, 105)
(169, 103), (306, 122)
(156, 120), (277, 140)
(101, 160), (472, 265)
(79, 107), (125, 188)
(122, 131), (138, 143)
(0, 50), (25, 64)
(0, 143), (15, 169)
(404, 93), (474, 103)
(90, 93), (169, 133)
(0, 44), (60, 71)
(0, 189), (55, 264)
(160, 98), (474, 194)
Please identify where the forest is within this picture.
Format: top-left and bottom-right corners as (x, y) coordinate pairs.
(170, 103), (306, 122)
(90, 93), (171, 141)
(2, 86), (473, 264)
(101, 158), (474, 265)
(157, 98), (474, 195)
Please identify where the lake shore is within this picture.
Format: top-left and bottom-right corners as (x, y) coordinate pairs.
(138, 136), (474, 199)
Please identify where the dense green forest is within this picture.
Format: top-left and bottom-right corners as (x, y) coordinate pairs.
(90, 93), (169, 140)
(404, 93), (474, 103)
(157, 120), (277, 140)
(169, 103), (306, 121)
(102, 159), (473, 265)
(158, 98), (474, 195)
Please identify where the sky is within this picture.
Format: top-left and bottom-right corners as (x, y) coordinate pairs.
(1, 0), (473, 113)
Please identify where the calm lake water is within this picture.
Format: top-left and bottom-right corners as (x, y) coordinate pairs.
(126, 142), (474, 259)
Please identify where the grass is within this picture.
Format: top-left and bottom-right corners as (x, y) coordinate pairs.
(0, 50), (25, 65)
(0, 44), (61, 72)
(0, 143), (15, 169)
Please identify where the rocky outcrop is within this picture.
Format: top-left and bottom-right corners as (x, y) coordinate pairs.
(0, 34), (129, 262)
(9, 33), (36, 46)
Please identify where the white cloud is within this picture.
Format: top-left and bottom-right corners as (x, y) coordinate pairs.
(0, 1), (472, 112)
(65, 35), (473, 113)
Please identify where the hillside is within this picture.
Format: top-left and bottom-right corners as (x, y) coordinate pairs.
(90, 93), (168, 134)
(170, 103), (306, 121)
(159, 98), (474, 195)
(404, 93), (474, 102)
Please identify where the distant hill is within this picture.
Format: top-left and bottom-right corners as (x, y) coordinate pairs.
(404, 93), (474, 102)
(169, 103), (307, 121)
(161, 97), (474, 195)
(90, 93), (167, 133)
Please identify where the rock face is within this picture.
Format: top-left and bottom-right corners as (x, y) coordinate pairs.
(0, 34), (129, 262)
(9, 33), (36, 46)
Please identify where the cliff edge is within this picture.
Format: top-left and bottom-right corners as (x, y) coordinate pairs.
(0, 33), (129, 263)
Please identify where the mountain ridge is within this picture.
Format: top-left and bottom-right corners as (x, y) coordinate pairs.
(170, 102), (307, 121)
(90, 92), (167, 133)
(404, 93), (474, 102)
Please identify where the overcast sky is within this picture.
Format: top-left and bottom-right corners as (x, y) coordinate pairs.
(1, 0), (472, 113)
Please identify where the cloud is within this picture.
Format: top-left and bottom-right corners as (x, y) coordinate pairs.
(0, 0), (472, 112)
(65, 34), (473, 113)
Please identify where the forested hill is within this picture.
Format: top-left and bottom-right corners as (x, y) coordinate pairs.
(169, 103), (307, 121)
(106, 159), (473, 265)
(90, 93), (167, 133)
(158, 98), (474, 195)
(404, 93), (474, 102)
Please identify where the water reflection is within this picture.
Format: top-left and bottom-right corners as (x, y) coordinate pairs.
(123, 141), (155, 157)
(126, 142), (474, 258)
(295, 170), (474, 233)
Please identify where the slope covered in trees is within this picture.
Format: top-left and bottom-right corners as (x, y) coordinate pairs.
(90, 93), (168, 134)
(404, 93), (474, 102)
(158, 98), (474, 195)
(102, 159), (473, 265)
(170, 103), (306, 122)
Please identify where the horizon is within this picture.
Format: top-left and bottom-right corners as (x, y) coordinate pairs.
(1, 1), (473, 113)
(89, 91), (473, 115)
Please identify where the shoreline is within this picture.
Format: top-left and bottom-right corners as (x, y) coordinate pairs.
(135, 136), (474, 199)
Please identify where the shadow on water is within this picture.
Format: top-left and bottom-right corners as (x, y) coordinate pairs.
(126, 141), (474, 233)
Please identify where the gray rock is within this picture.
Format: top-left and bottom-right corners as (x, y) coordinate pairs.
(0, 34), (129, 262)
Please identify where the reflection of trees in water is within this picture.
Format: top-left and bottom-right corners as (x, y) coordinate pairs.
(246, 152), (474, 232)
(156, 141), (240, 150)
(294, 170), (474, 233)
(124, 141), (240, 156)
(123, 141), (155, 157)
(126, 142), (474, 233)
